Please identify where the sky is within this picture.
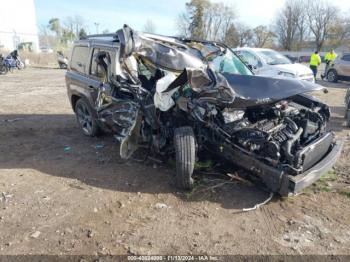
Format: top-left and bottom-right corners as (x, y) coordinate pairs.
(34, 0), (350, 36)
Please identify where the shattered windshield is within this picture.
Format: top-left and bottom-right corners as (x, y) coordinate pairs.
(209, 48), (253, 76)
(257, 50), (291, 65)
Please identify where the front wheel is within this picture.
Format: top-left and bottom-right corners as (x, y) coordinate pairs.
(174, 126), (196, 190)
(59, 62), (67, 69)
(327, 69), (338, 83)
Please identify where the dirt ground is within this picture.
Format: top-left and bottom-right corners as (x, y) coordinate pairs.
(0, 68), (349, 256)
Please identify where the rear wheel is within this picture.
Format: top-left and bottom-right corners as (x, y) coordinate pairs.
(75, 98), (99, 137)
(327, 69), (338, 83)
(0, 65), (7, 74)
(174, 126), (196, 190)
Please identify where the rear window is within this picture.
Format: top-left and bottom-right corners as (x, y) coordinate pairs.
(70, 46), (90, 74)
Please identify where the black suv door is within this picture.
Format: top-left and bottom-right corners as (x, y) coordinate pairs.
(66, 44), (94, 106)
(87, 46), (117, 103)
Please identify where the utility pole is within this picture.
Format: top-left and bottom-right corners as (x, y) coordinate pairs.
(94, 22), (100, 34)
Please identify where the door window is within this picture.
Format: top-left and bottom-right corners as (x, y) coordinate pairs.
(90, 48), (116, 79)
(70, 46), (90, 74)
(341, 54), (350, 62)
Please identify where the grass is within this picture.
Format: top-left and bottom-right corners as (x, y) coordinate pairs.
(194, 160), (214, 170)
(306, 169), (337, 193)
(338, 189), (350, 198)
(305, 169), (350, 198)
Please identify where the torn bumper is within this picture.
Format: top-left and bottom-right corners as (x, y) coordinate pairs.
(219, 134), (344, 197)
(284, 138), (343, 196)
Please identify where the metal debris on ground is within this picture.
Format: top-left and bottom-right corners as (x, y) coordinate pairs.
(1, 192), (13, 202)
(1, 118), (23, 123)
(64, 146), (72, 152)
(154, 203), (169, 209)
(30, 231), (41, 239)
(242, 192), (274, 212)
(95, 144), (105, 149)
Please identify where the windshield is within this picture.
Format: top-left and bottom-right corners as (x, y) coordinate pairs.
(256, 50), (291, 65)
(209, 48), (253, 75)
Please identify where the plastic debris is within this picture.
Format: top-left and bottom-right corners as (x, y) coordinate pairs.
(154, 203), (169, 209)
(30, 231), (41, 238)
(95, 144), (105, 149)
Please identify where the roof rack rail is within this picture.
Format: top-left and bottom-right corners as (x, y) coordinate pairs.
(80, 33), (119, 41)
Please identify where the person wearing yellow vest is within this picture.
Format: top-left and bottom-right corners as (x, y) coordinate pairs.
(321, 49), (337, 80)
(309, 51), (321, 80)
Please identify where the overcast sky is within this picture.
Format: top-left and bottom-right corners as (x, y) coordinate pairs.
(34, 0), (350, 35)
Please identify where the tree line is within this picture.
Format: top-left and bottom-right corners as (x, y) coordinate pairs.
(177, 0), (350, 51)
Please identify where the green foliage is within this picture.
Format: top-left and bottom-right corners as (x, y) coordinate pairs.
(48, 18), (61, 37)
(310, 169), (337, 192)
(194, 160), (214, 170)
(185, 0), (210, 39)
(79, 28), (88, 39)
(339, 190), (350, 198)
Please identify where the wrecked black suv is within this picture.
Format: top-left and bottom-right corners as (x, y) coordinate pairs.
(66, 25), (343, 196)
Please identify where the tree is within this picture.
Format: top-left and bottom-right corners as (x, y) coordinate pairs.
(48, 18), (61, 37)
(61, 29), (75, 43)
(176, 0), (236, 42)
(306, 0), (338, 51)
(176, 12), (192, 37)
(274, 0), (304, 50)
(327, 16), (350, 47)
(235, 23), (253, 47)
(252, 25), (275, 47)
(223, 24), (238, 47)
(295, 0), (308, 50)
(143, 20), (156, 33)
(63, 15), (86, 40)
(79, 28), (87, 39)
(186, 0), (210, 39)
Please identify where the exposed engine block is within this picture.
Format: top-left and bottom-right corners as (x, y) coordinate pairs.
(222, 102), (327, 168)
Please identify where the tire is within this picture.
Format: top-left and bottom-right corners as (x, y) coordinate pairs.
(327, 69), (338, 83)
(74, 98), (99, 137)
(59, 62), (67, 69)
(16, 60), (24, 69)
(346, 111), (350, 128)
(0, 65), (7, 74)
(174, 126), (196, 190)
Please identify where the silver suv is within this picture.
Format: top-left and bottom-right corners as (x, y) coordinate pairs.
(326, 53), (350, 82)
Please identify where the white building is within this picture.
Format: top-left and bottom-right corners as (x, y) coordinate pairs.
(0, 0), (39, 52)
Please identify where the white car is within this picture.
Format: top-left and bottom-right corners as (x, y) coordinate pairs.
(234, 48), (314, 82)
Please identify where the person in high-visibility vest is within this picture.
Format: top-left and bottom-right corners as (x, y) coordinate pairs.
(321, 49), (337, 80)
(309, 51), (321, 80)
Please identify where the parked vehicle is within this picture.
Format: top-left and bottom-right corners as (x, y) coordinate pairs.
(66, 25), (342, 196)
(325, 53), (350, 83)
(234, 48), (315, 82)
(4, 50), (25, 71)
(345, 87), (350, 127)
(0, 54), (8, 74)
(57, 51), (69, 69)
(40, 46), (54, 54)
(284, 54), (298, 63)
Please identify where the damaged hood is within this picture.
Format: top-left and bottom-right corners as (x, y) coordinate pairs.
(222, 73), (325, 108)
